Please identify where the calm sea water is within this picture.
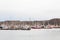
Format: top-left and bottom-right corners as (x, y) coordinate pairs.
(0, 29), (60, 40)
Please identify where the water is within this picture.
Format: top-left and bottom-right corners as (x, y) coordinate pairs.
(0, 29), (60, 40)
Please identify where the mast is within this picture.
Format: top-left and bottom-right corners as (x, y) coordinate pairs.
(35, 18), (38, 28)
(42, 21), (45, 28)
(54, 19), (56, 26)
(43, 21), (45, 26)
(48, 21), (50, 25)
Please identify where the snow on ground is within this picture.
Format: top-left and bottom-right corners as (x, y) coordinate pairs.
(0, 29), (60, 40)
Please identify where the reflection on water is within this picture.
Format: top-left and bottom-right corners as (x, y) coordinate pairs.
(0, 29), (60, 40)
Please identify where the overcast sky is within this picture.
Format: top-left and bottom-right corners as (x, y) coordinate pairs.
(0, 0), (60, 21)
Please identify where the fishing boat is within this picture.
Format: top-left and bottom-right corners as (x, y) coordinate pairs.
(20, 25), (31, 30)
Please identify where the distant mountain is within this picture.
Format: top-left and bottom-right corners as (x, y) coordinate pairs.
(0, 18), (60, 25)
(49, 18), (60, 25)
(0, 18), (60, 30)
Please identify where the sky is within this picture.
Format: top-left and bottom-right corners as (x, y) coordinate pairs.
(0, 0), (60, 21)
